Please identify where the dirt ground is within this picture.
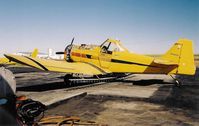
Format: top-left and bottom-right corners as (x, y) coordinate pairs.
(9, 66), (199, 126)
(45, 84), (199, 126)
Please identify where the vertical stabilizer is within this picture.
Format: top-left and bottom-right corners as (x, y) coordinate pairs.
(31, 48), (38, 58)
(162, 39), (195, 75)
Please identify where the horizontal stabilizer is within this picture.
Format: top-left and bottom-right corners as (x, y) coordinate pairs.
(153, 58), (178, 66)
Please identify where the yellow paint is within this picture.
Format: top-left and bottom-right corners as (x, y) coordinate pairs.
(0, 57), (15, 65)
(0, 57), (9, 64)
(31, 48), (38, 58)
(1, 48), (38, 65)
(70, 38), (195, 75)
(5, 38), (196, 75)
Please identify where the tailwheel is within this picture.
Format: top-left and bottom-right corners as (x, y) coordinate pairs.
(174, 79), (182, 87)
(64, 74), (73, 87)
(170, 75), (182, 87)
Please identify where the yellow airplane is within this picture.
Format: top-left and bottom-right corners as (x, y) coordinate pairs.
(4, 38), (195, 86)
(1, 48), (38, 65)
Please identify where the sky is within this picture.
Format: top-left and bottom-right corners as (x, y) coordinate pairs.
(0, 0), (198, 56)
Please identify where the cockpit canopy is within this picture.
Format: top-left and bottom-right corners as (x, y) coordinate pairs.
(100, 39), (129, 54)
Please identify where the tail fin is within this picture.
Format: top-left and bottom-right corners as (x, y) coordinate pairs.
(162, 39), (196, 75)
(31, 48), (38, 58)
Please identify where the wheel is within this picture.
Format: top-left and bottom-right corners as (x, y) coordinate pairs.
(64, 74), (72, 87)
(175, 80), (182, 87)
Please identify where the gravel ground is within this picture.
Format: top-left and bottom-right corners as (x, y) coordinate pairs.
(12, 66), (199, 126)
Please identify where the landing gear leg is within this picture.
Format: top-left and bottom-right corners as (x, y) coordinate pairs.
(64, 74), (72, 87)
(170, 75), (182, 87)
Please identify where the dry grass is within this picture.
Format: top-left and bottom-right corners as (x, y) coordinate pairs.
(194, 54), (199, 67)
(195, 60), (199, 67)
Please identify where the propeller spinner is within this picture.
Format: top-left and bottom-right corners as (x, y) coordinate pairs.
(56, 38), (74, 62)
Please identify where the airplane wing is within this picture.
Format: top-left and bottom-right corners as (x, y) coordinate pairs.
(153, 58), (178, 66)
(4, 54), (110, 75)
(0, 57), (15, 65)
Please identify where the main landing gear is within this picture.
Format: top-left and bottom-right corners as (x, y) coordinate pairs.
(64, 74), (73, 87)
(63, 73), (132, 87)
(170, 75), (182, 87)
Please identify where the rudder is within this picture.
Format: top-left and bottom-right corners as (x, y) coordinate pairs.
(162, 39), (195, 75)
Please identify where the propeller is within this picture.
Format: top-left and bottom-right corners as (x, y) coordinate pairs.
(55, 51), (64, 54)
(56, 38), (74, 55)
(70, 37), (74, 46)
(55, 38), (74, 62)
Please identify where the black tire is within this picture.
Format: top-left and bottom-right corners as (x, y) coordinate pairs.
(175, 80), (182, 87)
(64, 74), (72, 87)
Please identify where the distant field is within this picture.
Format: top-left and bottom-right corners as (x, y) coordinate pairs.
(195, 54), (199, 60)
(195, 62), (199, 67)
(193, 54), (198, 67)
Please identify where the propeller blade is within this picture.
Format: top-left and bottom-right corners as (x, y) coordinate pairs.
(56, 52), (65, 54)
(71, 37), (74, 45)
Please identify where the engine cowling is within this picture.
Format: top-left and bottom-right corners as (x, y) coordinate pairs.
(64, 44), (73, 62)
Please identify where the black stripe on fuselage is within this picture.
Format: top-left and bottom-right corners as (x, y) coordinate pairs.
(75, 53), (161, 68)
(111, 59), (161, 68)
(24, 56), (49, 71)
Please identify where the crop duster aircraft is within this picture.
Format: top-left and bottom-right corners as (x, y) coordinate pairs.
(5, 38), (196, 86)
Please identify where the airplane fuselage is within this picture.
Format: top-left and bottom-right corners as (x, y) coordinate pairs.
(70, 39), (178, 75)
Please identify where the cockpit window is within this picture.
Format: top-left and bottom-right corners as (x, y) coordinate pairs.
(101, 42), (110, 49)
(108, 43), (120, 52)
(101, 42), (110, 53)
(101, 42), (125, 54)
(115, 43), (125, 52)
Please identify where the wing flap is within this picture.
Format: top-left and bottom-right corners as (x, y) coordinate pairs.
(4, 54), (107, 75)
